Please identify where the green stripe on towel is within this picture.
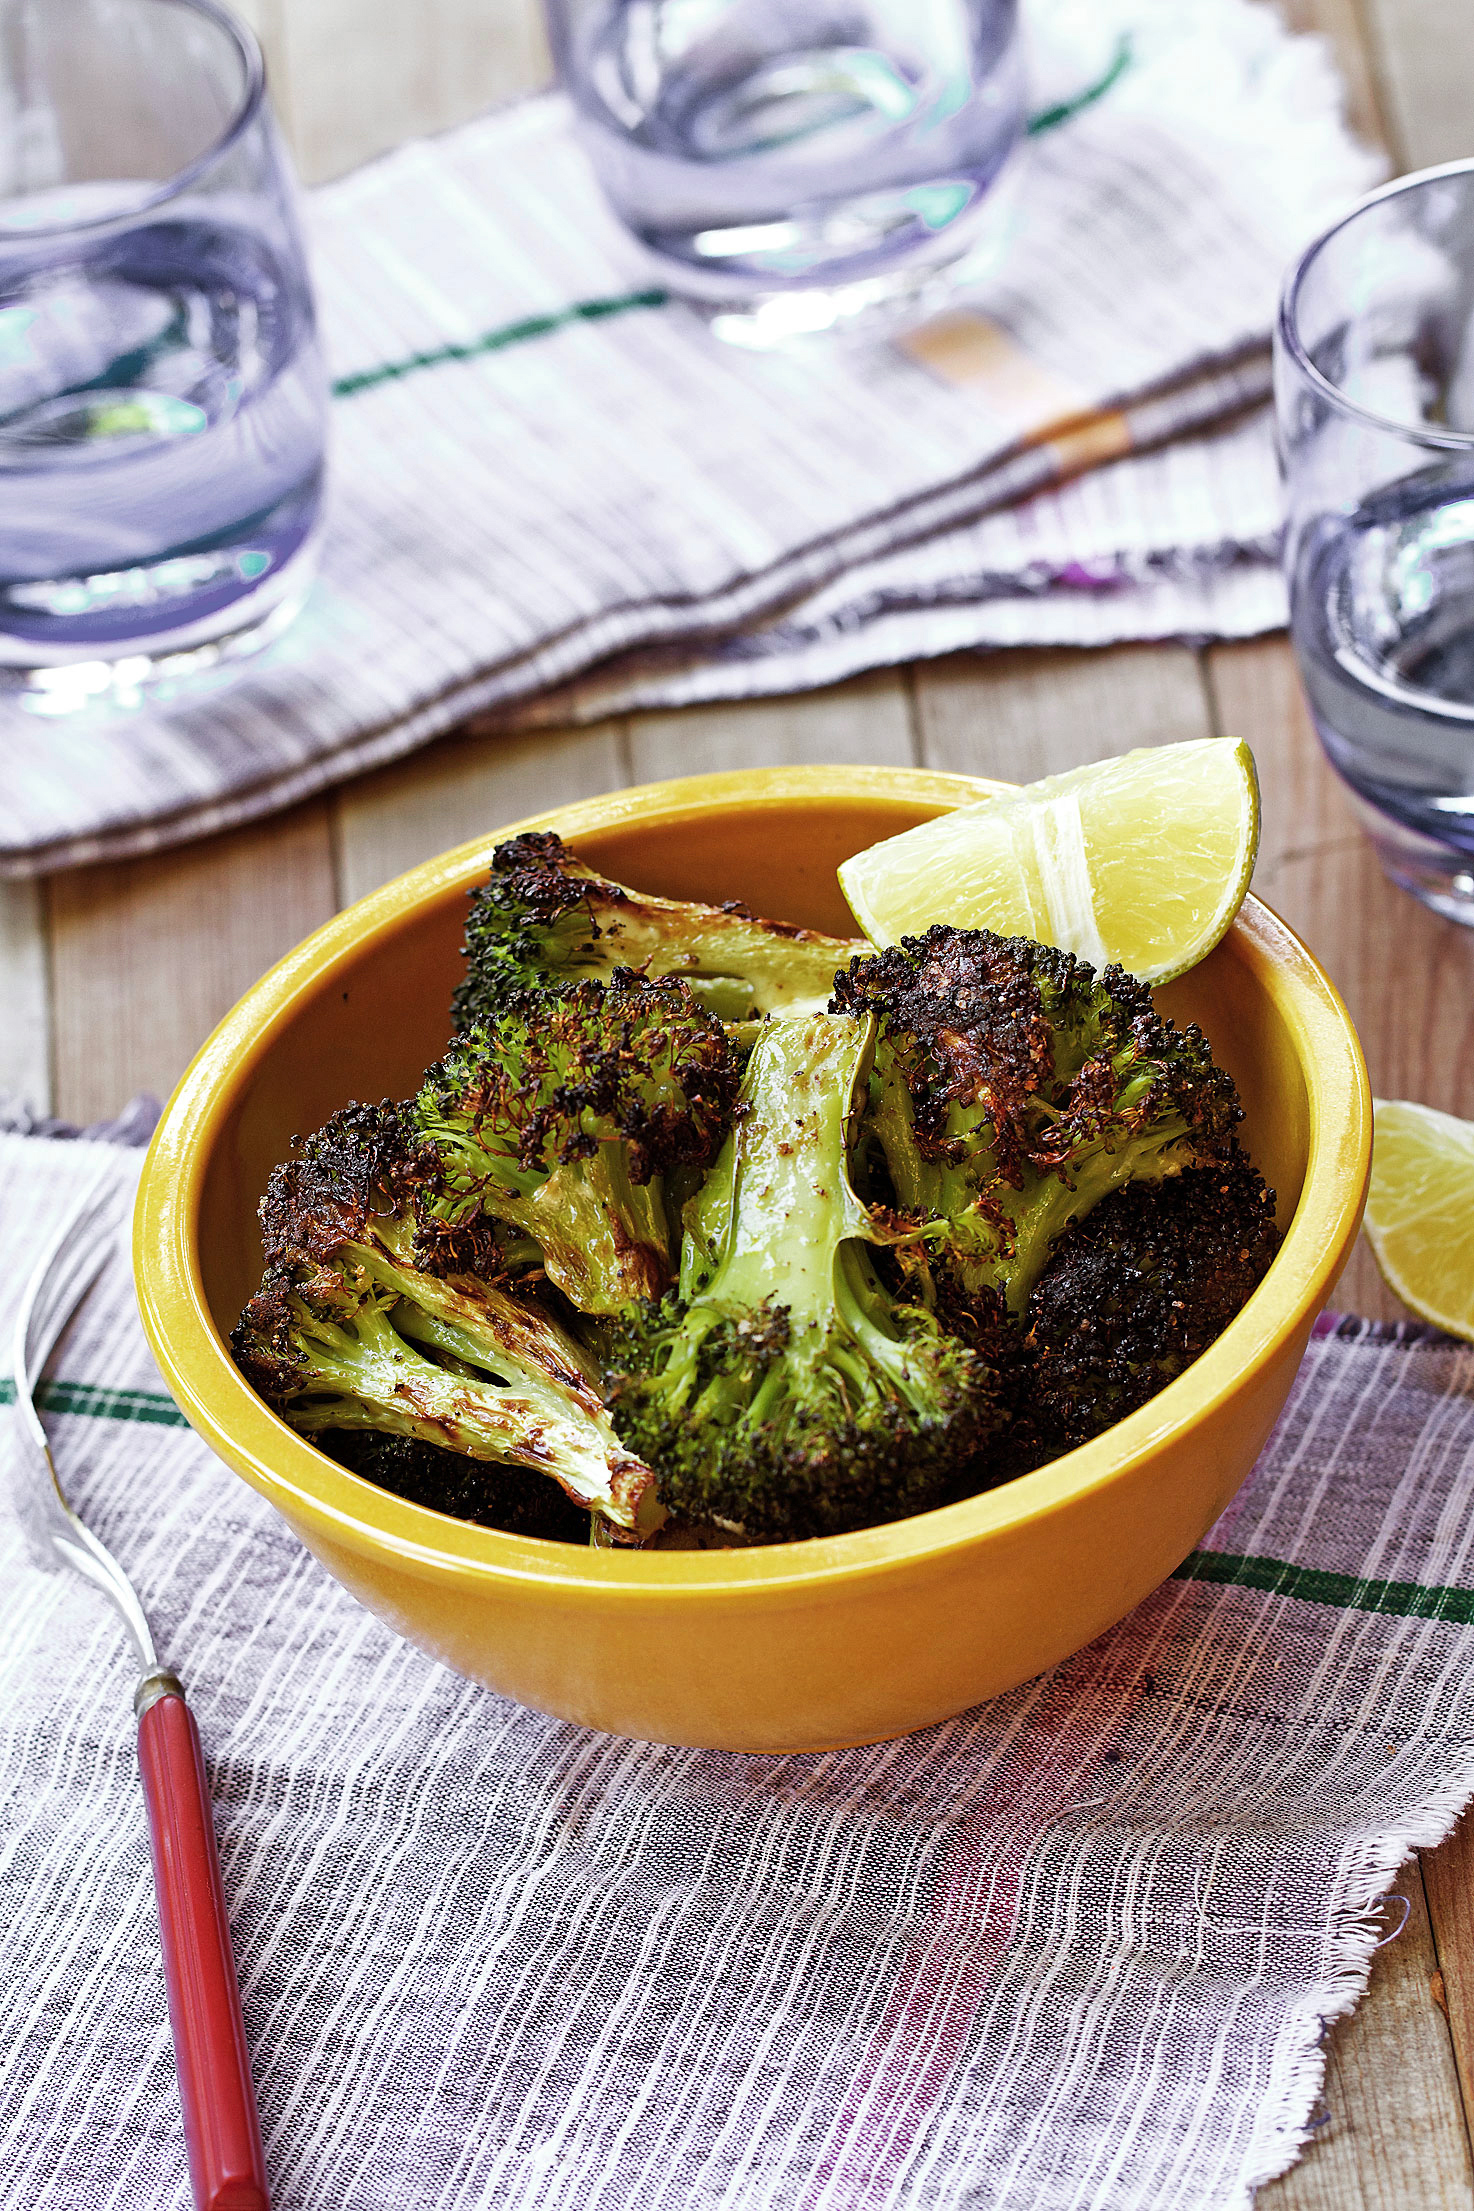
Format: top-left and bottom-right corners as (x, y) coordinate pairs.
(1027, 35), (1133, 137)
(0, 1375), (188, 1426)
(1173, 1548), (1474, 1627)
(29, 1380), (1457, 1631)
(330, 287), (671, 399)
(329, 45), (1136, 406)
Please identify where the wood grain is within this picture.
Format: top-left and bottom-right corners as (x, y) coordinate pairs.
(625, 672), (916, 784)
(45, 807), (336, 1123)
(1207, 636), (1474, 1323)
(1280, 0), (1389, 154)
(333, 721), (628, 904)
(1357, 0), (1474, 168)
(275, 0), (550, 184)
(911, 643), (1213, 781)
(1423, 1819), (1474, 2145)
(1263, 1873), (1473, 2211)
(0, 882), (51, 1116)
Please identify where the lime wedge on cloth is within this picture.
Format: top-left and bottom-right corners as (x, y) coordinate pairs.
(838, 739), (1260, 985)
(1364, 1099), (1474, 1339)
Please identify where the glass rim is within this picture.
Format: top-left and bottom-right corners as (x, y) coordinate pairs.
(1277, 154), (1474, 455)
(0, 0), (266, 241)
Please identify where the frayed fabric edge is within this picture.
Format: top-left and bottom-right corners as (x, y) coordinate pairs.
(1244, 1768), (1474, 2203)
(0, 1095), (160, 1148)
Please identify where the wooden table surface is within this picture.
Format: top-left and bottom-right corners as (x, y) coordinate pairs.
(8, 1), (1474, 2199)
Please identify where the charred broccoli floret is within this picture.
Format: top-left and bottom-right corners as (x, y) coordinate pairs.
(412, 970), (737, 1314)
(998, 1157), (1281, 1470)
(454, 829), (864, 1028)
(323, 1431), (595, 1544)
(832, 926), (1242, 1319)
(230, 1102), (662, 1539)
(605, 1011), (1003, 1542)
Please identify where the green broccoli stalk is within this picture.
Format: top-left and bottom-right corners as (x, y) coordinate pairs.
(232, 1102), (664, 1538)
(606, 1011), (1002, 1542)
(454, 830), (864, 1028)
(831, 926), (1243, 1318)
(413, 970), (737, 1315)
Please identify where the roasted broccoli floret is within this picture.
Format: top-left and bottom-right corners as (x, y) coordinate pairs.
(412, 970), (737, 1314)
(831, 926), (1242, 1319)
(1002, 1156), (1280, 1465)
(231, 1103), (662, 1539)
(454, 829), (864, 1028)
(605, 1010), (1003, 1542)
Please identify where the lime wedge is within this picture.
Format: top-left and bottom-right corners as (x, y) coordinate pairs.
(838, 738), (1260, 984)
(1364, 1099), (1474, 1339)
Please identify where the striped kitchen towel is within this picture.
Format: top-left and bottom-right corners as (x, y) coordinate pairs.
(0, 0), (1378, 877)
(8, 1135), (1474, 2209)
(505, 407), (1289, 728)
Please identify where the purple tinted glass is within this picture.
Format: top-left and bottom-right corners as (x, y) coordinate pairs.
(544, 0), (1024, 342)
(0, 0), (328, 700)
(1276, 160), (1474, 925)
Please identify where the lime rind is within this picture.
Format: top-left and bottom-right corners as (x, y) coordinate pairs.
(837, 738), (1261, 987)
(1364, 1097), (1474, 1340)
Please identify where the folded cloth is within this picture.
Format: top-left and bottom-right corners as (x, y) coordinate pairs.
(505, 407), (1288, 727)
(0, 0), (1376, 879)
(6, 1135), (1474, 2211)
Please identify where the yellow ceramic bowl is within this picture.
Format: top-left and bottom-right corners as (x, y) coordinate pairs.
(135, 767), (1371, 1752)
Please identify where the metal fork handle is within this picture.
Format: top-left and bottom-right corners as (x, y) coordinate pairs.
(136, 1676), (270, 2211)
(12, 1169), (270, 2209)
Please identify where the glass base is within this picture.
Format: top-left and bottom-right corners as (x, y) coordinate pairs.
(667, 154), (1026, 350)
(0, 530), (321, 716)
(1350, 793), (1474, 925)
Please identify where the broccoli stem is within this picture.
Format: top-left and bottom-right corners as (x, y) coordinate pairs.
(280, 1246), (661, 1535)
(606, 1009), (1001, 1539)
(697, 1011), (879, 1336)
(421, 1124), (670, 1314)
(682, 1011), (947, 1409)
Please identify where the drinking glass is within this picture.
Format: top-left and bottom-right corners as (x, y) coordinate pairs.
(543, 0), (1025, 344)
(0, 0), (327, 709)
(1277, 160), (1474, 924)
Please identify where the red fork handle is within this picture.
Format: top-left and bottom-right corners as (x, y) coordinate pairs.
(136, 1677), (270, 2211)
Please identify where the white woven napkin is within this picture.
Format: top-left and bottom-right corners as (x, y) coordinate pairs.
(505, 408), (1288, 728)
(7, 1133), (1474, 2211)
(0, 0), (1377, 878)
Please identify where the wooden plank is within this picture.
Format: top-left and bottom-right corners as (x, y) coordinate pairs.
(1206, 635), (1474, 1324)
(911, 643), (1213, 781)
(624, 673), (917, 785)
(277, 0), (550, 185)
(1264, 1871), (1473, 2211)
(1356, 0), (1474, 169)
(232, 2), (296, 153)
(1281, 0), (1389, 153)
(0, 881), (51, 1117)
(333, 722), (628, 905)
(46, 807), (337, 1125)
(1422, 1820), (1474, 2147)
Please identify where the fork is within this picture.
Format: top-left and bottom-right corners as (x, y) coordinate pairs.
(11, 1166), (270, 2211)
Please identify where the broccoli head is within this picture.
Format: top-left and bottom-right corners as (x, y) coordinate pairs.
(454, 829), (864, 1028)
(831, 926), (1243, 1318)
(232, 1102), (663, 1539)
(413, 969), (737, 1313)
(998, 1156), (1282, 1471)
(605, 1010), (1003, 1542)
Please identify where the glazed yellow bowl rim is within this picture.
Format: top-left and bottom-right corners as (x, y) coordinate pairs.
(134, 763), (1372, 1600)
